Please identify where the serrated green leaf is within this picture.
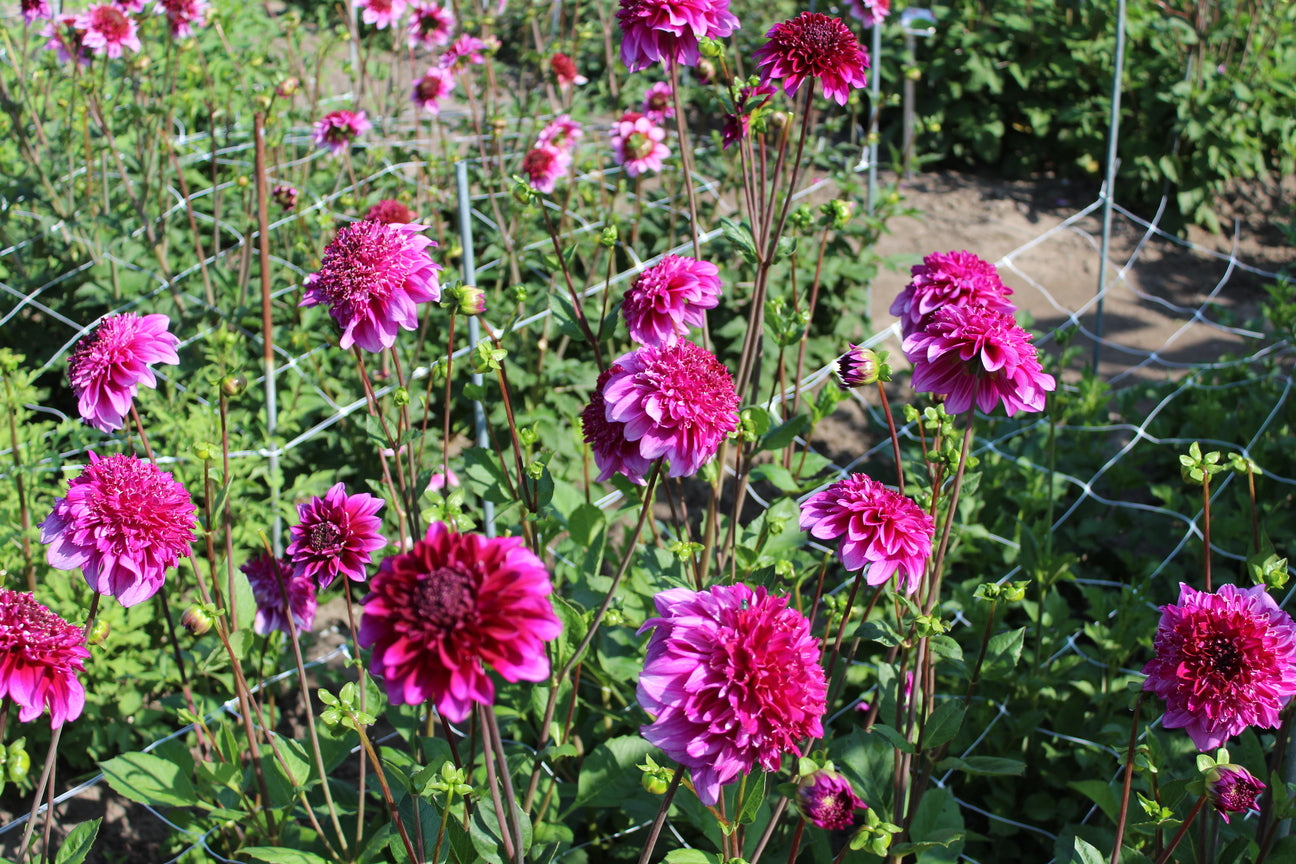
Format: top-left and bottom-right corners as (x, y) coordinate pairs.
(923, 701), (965, 749)
(54, 818), (100, 864)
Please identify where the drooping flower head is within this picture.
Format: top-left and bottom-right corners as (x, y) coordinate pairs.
(753, 12), (869, 106)
(412, 65), (455, 114)
(902, 305), (1056, 417)
(602, 340), (739, 478)
(550, 53), (587, 89)
(642, 81), (674, 124)
(42, 15), (91, 66)
(364, 199), (419, 224)
(621, 255), (721, 347)
(722, 82), (776, 150)
(638, 584), (827, 806)
(836, 344), (881, 389)
(312, 109), (371, 156)
(360, 522), (562, 722)
(1205, 764), (1265, 823)
(1142, 583), (1296, 751)
(300, 219), (441, 352)
(272, 184), (299, 211)
(798, 769), (867, 830)
(441, 34), (487, 69)
(40, 452), (197, 607)
(616, 0), (739, 72)
(77, 4), (141, 58)
(22, 0), (53, 24)
(847, 0), (890, 27)
(407, 0), (454, 48)
(0, 591), (88, 728)
(522, 145), (572, 195)
(799, 473), (933, 593)
(285, 482), (387, 590)
(356, 0), (406, 30)
(153, 0), (208, 39)
(537, 114), (584, 154)
(581, 364), (654, 485)
(67, 312), (180, 433)
(610, 112), (670, 178)
(242, 553), (318, 636)
(890, 250), (1015, 339)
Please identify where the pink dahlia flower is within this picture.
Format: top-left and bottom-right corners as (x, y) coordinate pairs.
(412, 65), (455, 114)
(537, 114), (583, 154)
(441, 34), (486, 68)
(582, 364), (655, 485)
(154, 0), (208, 39)
(799, 473), (933, 593)
(356, 0), (406, 30)
(522, 145), (572, 195)
(890, 250), (1015, 339)
(77, 4), (140, 58)
(285, 482), (387, 590)
(242, 553), (318, 636)
(67, 312), (180, 433)
(114, 0), (146, 12)
(902, 305), (1056, 416)
(300, 219), (441, 352)
(616, 0), (739, 72)
(610, 112), (670, 178)
(360, 522), (562, 722)
(641, 81), (674, 124)
(364, 199), (419, 224)
(312, 109), (371, 156)
(602, 340), (739, 478)
(272, 184), (299, 211)
(40, 452), (197, 607)
(754, 12), (869, 106)
(1143, 582), (1296, 752)
(798, 769), (867, 830)
(22, 0), (52, 24)
(1206, 764), (1265, 823)
(407, 1), (454, 48)
(42, 15), (91, 66)
(638, 584), (827, 806)
(550, 53), (587, 89)
(621, 254), (721, 347)
(0, 591), (88, 728)
(847, 0), (890, 27)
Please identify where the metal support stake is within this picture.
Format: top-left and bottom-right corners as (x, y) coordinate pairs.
(455, 160), (495, 538)
(1093, 0), (1127, 372)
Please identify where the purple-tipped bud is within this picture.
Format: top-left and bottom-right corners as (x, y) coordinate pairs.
(798, 769), (867, 830)
(837, 344), (880, 389)
(1207, 764), (1264, 823)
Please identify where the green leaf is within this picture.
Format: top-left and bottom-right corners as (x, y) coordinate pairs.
(1065, 837), (1107, 864)
(54, 819), (100, 864)
(574, 736), (657, 808)
(856, 618), (904, 647)
(749, 463), (800, 493)
(99, 752), (199, 809)
(934, 756), (1026, 776)
(1068, 779), (1119, 823)
(922, 701), (965, 749)
(663, 852), (723, 864)
(985, 627), (1026, 671)
(720, 217), (759, 264)
(759, 415), (810, 452)
(736, 772), (766, 825)
(239, 848), (331, 864)
(868, 724), (914, 754)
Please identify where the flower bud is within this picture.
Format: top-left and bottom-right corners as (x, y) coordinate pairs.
(1205, 764), (1264, 823)
(6, 743), (30, 784)
(598, 225), (619, 248)
(181, 605), (214, 636)
(695, 59), (716, 85)
(392, 387), (411, 407)
(221, 374), (248, 397)
(87, 619), (110, 646)
(836, 345), (880, 389)
(456, 286), (487, 316)
(769, 111), (791, 131)
(797, 769), (867, 830)
(276, 77), (300, 98)
(698, 36), (723, 59)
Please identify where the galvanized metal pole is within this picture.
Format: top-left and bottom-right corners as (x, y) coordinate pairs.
(867, 21), (882, 216)
(1093, 0), (1127, 372)
(455, 160), (495, 537)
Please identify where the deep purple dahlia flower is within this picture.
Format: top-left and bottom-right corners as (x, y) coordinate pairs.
(285, 482), (387, 589)
(753, 13), (869, 106)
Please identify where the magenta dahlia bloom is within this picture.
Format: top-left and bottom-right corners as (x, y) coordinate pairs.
(1143, 583), (1296, 752)
(67, 312), (180, 433)
(300, 219), (441, 352)
(286, 482), (387, 590)
(356, 0), (406, 29)
(642, 81), (674, 124)
(537, 115), (584, 154)
(522, 145), (572, 195)
(602, 340), (739, 479)
(360, 522), (562, 722)
(363, 199), (418, 224)
(550, 53), (587, 89)
(40, 452), (197, 607)
(611, 112), (670, 178)
(616, 0), (739, 72)
(1206, 764), (1265, 823)
(638, 584), (827, 806)
(754, 12), (869, 106)
(22, 0), (52, 24)
(902, 305), (1056, 416)
(42, 15), (91, 66)
(154, 0), (208, 38)
(407, 1), (454, 48)
(412, 65), (455, 114)
(890, 250), (1016, 339)
(798, 770), (867, 830)
(272, 184), (298, 211)
(242, 553), (318, 636)
(313, 109), (371, 156)
(77, 4), (140, 58)
(622, 255), (722, 347)
(799, 474), (933, 593)
(0, 591), (88, 728)
(582, 365), (654, 485)
(847, 0), (890, 27)
(441, 34), (487, 68)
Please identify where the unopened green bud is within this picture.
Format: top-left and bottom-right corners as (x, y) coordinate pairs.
(698, 37), (723, 59)
(192, 442), (217, 462)
(598, 225), (619, 248)
(456, 286), (487, 315)
(392, 387), (411, 407)
(6, 744), (29, 784)
(181, 605), (214, 636)
(221, 374), (248, 397)
(769, 111), (791, 131)
(87, 619), (110, 646)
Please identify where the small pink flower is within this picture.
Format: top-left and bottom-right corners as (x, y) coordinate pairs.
(441, 34), (486, 69)
(42, 15), (91, 66)
(67, 312), (180, 433)
(114, 0), (145, 12)
(610, 112), (670, 178)
(364, 199), (419, 224)
(638, 584), (827, 806)
(621, 254), (721, 347)
(890, 250), (1015, 340)
(721, 82), (775, 150)
(300, 219), (441, 352)
(426, 470), (460, 492)
(1143, 583), (1296, 751)
(40, 452), (197, 607)
(522, 145), (572, 195)
(356, 0), (406, 29)
(23, 0), (52, 23)
(1206, 764), (1265, 823)
(754, 12), (870, 106)
(286, 482), (387, 590)
(360, 522), (562, 721)
(798, 770), (867, 830)
(407, 0), (454, 48)
(312, 109), (372, 156)
(0, 591), (88, 728)
(581, 365), (655, 485)
(641, 81), (674, 124)
(902, 305), (1056, 416)
(550, 53), (587, 89)
(847, 0), (890, 27)
(77, 4), (141, 59)
(412, 66), (455, 114)
(616, 0), (739, 72)
(537, 114), (584, 154)
(153, 0), (208, 38)
(799, 473), (934, 593)
(602, 340), (739, 478)
(242, 553), (318, 636)
(272, 184), (299, 211)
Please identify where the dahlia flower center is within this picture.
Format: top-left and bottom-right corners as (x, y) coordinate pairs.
(370, 0), (392, 12)
(523, 149), (557, 175)
(647, 93), (669, 112)
(415, 77), (445, 103)
(1201, 635), (1245, 678)
(624, 132), (655, 160)
(94, 6), (131, 39)
(1218, 779), (1261, 810)
(415, 566), (477, 629)
(307, 521), (345, 554)
(808, 789), (852, 824)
